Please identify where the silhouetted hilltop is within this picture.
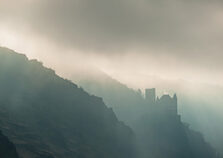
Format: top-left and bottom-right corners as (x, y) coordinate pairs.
(75, 71), (221, 158)
(73, 69), (144, 108)
(0, 130), (19, 158)
(0, 47), (137, 158)
(137, 91), (219, 158)
(72, 70), (145, 125)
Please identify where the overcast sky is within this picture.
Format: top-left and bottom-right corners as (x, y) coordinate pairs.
(0, 0), (223, 87)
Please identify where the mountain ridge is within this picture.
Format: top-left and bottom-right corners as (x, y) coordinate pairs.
(74, 69), (222, 158)
(0, 47), (137, 158)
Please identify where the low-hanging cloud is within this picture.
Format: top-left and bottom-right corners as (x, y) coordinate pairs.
(0, 0), (223, 85)
(1, 0), (222, 51)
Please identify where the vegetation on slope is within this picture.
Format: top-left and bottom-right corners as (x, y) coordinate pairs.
(0, 47), (137, 158)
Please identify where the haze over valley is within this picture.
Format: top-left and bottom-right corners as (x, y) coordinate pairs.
(0, 0), (223, 158)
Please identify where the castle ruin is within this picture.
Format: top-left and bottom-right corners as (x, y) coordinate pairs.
(145, 88), (179, 118)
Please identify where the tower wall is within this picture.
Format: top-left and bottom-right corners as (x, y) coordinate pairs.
(145, 88), (156, 103)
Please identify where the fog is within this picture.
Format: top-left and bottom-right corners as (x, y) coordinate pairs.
(0, 0), (223, 155)
(0, 0), (223, 86)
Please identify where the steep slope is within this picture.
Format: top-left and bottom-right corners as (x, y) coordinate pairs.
(72, 70), (145, 126)
(136, 104), (219, 158)
(0, 47), (137, 158)
(73, 69), (144, 108)
(0, 130), (19, 158)
(74, 70), (221, 158)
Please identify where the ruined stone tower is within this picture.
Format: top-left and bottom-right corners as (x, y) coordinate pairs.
(145, 88), (156, 104)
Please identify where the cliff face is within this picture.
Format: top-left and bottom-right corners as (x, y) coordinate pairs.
(0, 130), (19, 158)
(0, 47), (137, 158)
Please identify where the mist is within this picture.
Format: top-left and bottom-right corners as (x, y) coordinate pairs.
(0, 0), (223, 86)
(0, 0), (223, 157)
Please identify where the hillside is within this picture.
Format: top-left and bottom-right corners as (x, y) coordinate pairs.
(74, 70), (221, 158)
(72, 70), (145, 126)
(0, 47), (137, 158)
(0, 130), (19, 158)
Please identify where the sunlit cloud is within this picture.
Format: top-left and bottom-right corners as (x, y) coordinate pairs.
(0, 0), (223, 86)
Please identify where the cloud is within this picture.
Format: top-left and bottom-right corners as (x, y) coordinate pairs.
(1, 0), (222, 51)
(0, 0), (223, 84)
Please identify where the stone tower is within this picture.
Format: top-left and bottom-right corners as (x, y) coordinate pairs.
(145, 88), (156, 104)
(173, 93), (177, 114)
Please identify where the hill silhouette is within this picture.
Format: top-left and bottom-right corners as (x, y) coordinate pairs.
(0, 47), (137, 158)
(74, 69), (221, 158)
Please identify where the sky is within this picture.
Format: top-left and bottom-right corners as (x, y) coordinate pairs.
(1, 1), (223, 152)
(0, 0), (223, 87)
